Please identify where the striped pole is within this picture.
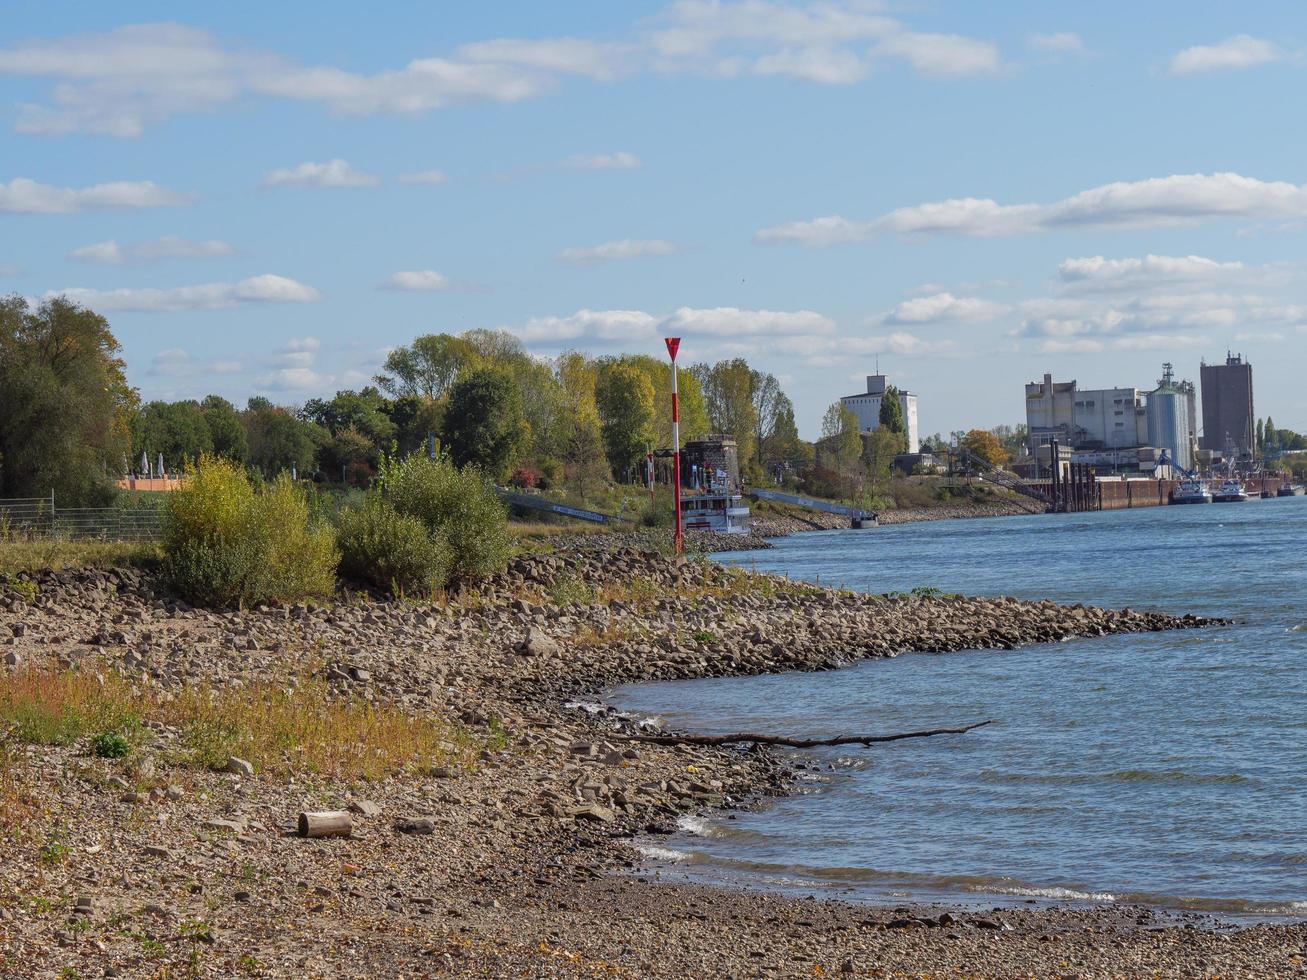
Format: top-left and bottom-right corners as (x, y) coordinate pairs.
(665, 337), (683, 554)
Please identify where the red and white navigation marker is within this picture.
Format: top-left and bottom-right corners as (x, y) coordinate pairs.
(665, 336), (683, 554)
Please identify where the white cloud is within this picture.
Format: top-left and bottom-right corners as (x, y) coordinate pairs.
(69, 235), (235, 265)
(648, 1), (999, 81)
(512, 304), (832, 345)
(1038, 338), (1104, 354)
(68, 241), (126, 265)
(0, 177), (187, 213)
(562, 151), (641, 171)
(1058, 254), (1246, 290)
(0, 23), (276, 137)
(1111, 334), (1205, 351)
(1027, 32), (1084, 54)
(454, 37), (633, 80)
(520, 309), (659, 343)
(752, 46), (870, 84)
(1170, 35), (1281, 76)
(0, 264), (20, 278)
(883, 292), (1006, 325)
(875, 32), (1002, 77)
(397, 169), (448, 185)
(378, 270), (450, 291)
(256, 367), (331, 391)
(263, 159), (379, 188)
(757, 172), (1307, 245)
(0, 11), (1004, 137)
(48, 274), (320, 312)
(556, 239), (679, 264)
(664, 306), (834, 336)
(799, 331), (955, 367)
(149, 347), (244, 377)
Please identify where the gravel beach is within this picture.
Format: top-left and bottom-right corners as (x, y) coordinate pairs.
(2, 550), (1303, 978)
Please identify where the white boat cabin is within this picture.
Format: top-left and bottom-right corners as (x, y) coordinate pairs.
(682, 492), (751, 535)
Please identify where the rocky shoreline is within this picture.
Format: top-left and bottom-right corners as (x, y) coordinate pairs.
(3, 552), (1304, 977)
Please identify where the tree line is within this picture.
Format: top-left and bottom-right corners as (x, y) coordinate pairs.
(0, 296), (813, 505)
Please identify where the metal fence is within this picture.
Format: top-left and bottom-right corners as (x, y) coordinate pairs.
(0, 495), (163, 542)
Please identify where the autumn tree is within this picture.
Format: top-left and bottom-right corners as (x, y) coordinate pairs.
(0, 295), (137, 504)
(554, 351), (609, 498)
(961, 428), (1008, 467)
(692, 359), (759, 465)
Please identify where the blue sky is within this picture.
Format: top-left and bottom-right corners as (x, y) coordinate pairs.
(4, 1), (1307, 439)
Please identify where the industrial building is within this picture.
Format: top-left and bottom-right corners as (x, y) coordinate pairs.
(1199, 352), (1255, 457)
(1025, 364), (1198, 473)
(1146, 364), (1197, 471)
(840, 374), (920, 453)
(1025, 373), (1148, 452)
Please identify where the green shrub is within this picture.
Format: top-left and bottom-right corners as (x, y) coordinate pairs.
(381, 455), (510, 584)
(161, 457), (338, 607)
(90, 731), (131, 759)
(335, 495), (449, 595)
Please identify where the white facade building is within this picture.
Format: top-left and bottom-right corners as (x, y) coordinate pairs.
(840, 375), (919, 453)
(1026, 367), (1197, 469)
(1025, 373), (1146, 452)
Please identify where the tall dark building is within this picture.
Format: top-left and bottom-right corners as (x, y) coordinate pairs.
(1199, 352), (1255, 456)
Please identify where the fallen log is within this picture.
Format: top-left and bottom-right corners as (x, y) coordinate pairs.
(298, 810), (353, 839)
(623, 719), (994, 748)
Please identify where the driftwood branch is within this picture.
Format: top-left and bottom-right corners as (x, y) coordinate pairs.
(623, 719), (994, 749)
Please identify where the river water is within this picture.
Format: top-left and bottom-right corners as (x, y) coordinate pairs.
(610, 497), (1307, 915)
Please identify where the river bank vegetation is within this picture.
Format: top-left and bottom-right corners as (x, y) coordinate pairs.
(0, 295), (1093, 517)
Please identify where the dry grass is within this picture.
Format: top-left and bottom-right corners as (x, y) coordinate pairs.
(0, 743), (40, 837)
(0, 539), (158, 576)
(0, 664), (477, 784)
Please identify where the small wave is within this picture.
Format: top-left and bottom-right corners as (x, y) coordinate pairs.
(635, 844), (688, 862)
(676, 815), (714, 836)
(976, 884), (1117, 902)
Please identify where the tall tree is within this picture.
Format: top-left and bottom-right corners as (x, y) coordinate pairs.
(820, 402), (862, 476)
(242, 402), (321, 476)
(614, 354), (708, 449)
(201, 395), (248, 462)
(879, 385), (906, 435)
(374, 334), (477, 401)
(300, 387), (396, 449)
(595, 361), (655, 480)
(442, 369), (526, 480)
(555, 352), (609, 498)
(750, 370), (790, 467)
(692, 359), (759, 465)
(133, 401), (213, 467)
(0, 295), (137, 504)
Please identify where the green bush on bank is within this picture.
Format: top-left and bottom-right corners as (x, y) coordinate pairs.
(334, 453), (510, 595)
(379, 454), (511, 584)
(161, 457), (337, 607)
(335, 494), (450, 596)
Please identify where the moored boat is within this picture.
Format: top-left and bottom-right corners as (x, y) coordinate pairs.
(681, 491), (751, 534)
(1170, 480), (1212, 505)
(1278, 482), (1306, 497)
(1211, 479), (1249, 503)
